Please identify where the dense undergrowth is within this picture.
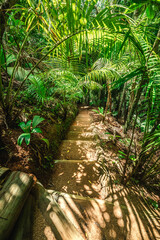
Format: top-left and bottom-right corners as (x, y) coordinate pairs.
(0, 0), (160, 196)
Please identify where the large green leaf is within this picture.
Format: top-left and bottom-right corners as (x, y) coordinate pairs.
(6, 54), (16, 66)
(112, 67), (144, 88)
(19, 120), (31, 133)
(41, 138), (50, 148)
(31, 127), (42, 133)
(7, 67), (29, 81)
(146, 5), (155, 19)
(32, 116), (45, 128)
(17, 133), (31, 146)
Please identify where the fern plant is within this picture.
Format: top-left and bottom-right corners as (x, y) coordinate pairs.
(23, 75), (53, 105)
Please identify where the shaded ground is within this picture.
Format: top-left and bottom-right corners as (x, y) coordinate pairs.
(32, 106), (160, 240)
(0, 120), (51, 184)
(0, 107), (77, 185)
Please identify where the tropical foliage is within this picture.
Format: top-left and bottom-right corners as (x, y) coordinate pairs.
(17, 115), (49, 147)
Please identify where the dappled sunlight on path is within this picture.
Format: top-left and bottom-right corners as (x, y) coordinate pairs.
(38, 106), (160, 240)
(46, 186), (160, 240)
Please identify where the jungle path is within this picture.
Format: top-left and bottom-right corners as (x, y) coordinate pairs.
(48, 107), (102, 199)
(33, 107), (160, 240)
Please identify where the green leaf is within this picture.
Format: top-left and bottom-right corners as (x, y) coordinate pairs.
(26, 120), (32, 127)
(19, 122), (26, 131)
(31, 127), (42, 133)
(32, 115), (45, 128)
(118, 150), (126, 156)
(0, 47), (5, 66)
(113, 67), (144, 88)
(6, 54), (16, 66)
(17, 135), (25, 146)
(80, 17), (87, 26)
(19, 120), (31, 133)
(146, 5), (155, 19)
(92, 109), (99, 114)
(7, 67), (29, 81)
(118, 30), (130, 55)
(148, 198), (159, 209)
(25, 133), (31, 145)
(17, 133), (31, 146)
(41, 138), (49, 148)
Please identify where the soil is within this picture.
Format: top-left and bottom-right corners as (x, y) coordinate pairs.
(0, 106), (76, 185)
(0, 122), (49, 184)
(32, 106), (160, 240)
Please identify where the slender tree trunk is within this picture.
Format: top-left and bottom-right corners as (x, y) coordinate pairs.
(128, 79), (136, 113)
(0, 0), (17, 111)
(122, 110), (138, 185)
(0, 1), (17, 41)
(124, 73), (146, 133)
(123, 91), (127, 122)
(150, 114), (160, 134)
(144, 88), (152, 138)
(118, 83), (126, 119)
(105, 80), (112, 115)
(0, 43), (4, 108)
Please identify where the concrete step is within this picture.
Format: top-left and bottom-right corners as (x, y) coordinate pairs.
(57, 140), (97, 160)
(69, 125), (93, 132)
(53, 159), (97, 163)
(72, 120), (91, 127)
(47, 189), (160, 240)
(76, 115), (92, 119)
(48, 191), (127, 240)
(66, 131), (95, 141)
(78, 111), (92, 116)
(47, 161), (102, 199)
(32, 183), (84, 240)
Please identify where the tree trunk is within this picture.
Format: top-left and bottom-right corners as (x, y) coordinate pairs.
(0, 171), (34, 240)
(0, 166), (10, 181)
(0, 0), (17, 43)
(11, 194), (34, 240)
(124, 73), (146, 133)
(150, 114), (160, 134)
(118, 83), (126, 119)
(0, 0), (17, 110)
(33, 182), (84, 240)
(105, 80), (112, 115)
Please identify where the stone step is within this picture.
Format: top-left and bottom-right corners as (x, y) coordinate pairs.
(72, 120), (91, 127)
(76, 115), (91, 119)
(47, 189), (160, 240)
(32, 183), (84, 240)
(75, 116), (91, 120)
(78, 111), (92, 115)
(47, 191), (128, 240)
(47, 161), (102, 199)
(53, 159), (97, 163)
(69, 125), (93, 132)
(66, 131), (95, 141)
(57, 140), (97, 160)
(74, 119), (91, 124)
